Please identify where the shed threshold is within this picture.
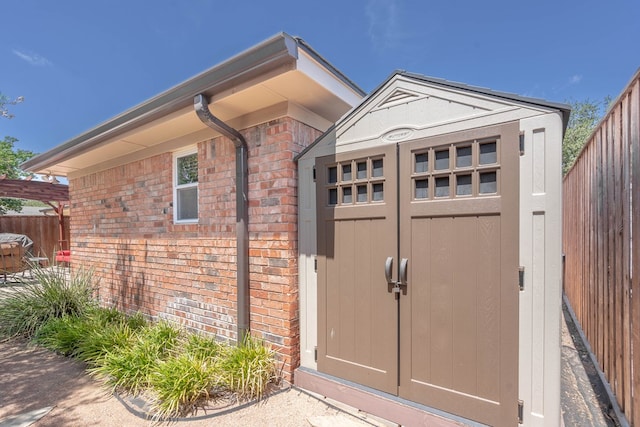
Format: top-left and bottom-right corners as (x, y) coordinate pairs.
(294, 367), (486, 427)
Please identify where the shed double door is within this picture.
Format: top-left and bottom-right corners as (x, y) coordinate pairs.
(316, 122), (520, 426)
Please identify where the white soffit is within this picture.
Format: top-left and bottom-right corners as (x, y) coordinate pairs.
(24, 34), (365, 177)
(44, 73), (358, 176)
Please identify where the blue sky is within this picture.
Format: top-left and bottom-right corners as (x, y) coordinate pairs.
(2, 0), (638, 156)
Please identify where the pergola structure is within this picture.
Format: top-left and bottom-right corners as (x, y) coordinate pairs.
(0, 177), (69, 247)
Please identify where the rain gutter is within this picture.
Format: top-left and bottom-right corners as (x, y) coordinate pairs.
(21, 32), (300, 173)
(194, 94), (250, 345)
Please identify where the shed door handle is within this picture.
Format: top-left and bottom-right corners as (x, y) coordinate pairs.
(385, 257), (394, 285)
(399, 258), (408, 286)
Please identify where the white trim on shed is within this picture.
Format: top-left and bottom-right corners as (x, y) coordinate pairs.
(297, 71), (568, 427)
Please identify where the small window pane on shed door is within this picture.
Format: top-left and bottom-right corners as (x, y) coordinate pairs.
(372, 159), (383, 177)
(343, 186), (353, 204)
(342, 164), (352, 181)
(415, 152), (428, 173)
(415, 179), (428, 199)
(456, 174), (472, 196)
(480, 141), (497, 165)
(372, 183), (384, 201)
(435, 149), (450, 170)
(328, 188), (338, 205)
(357, 161), (367, 179)
(328, 166), (338, 184)
(357, 185), (368, 202)
(479, 171), (497, 194)
(435, 176), (450, 197)
(456, 146), (472, 168)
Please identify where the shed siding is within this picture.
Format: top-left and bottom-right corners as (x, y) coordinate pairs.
(518, 114), (564, 427)
(69, 116), (321, 380)
(298, 74), (565, 426)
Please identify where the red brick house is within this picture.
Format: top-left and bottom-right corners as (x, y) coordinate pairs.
(22, 33), (365, 380)
(23, 33), (568, 426)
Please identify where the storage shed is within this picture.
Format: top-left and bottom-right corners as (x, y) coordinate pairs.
(21, 32), (570, 427)
(296, 71), (569, 427)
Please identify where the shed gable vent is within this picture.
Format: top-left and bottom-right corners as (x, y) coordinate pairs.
(377, 89), (421, 108)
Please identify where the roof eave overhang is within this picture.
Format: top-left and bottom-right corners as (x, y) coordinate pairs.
(22, 33), (306, 173)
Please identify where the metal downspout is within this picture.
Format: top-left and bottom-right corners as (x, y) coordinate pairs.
(194, 94), (249, 346)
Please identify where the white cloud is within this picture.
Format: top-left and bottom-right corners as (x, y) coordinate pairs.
(365, 0), (401, 51)
(569, 74), (582, 85)
(12, 49), (52, 67)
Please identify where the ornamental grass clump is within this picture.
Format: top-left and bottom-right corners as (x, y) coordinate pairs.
(149, 353), (220, 418)
(0, 264), (280, 420)
(34, 307), (146, 364)
(74, 309), (145, 366)
(89, 321), (181, 395)
(33, 314), (89, 356)
(0, 266), (95, 339)
(148, 334), (226, 418)
(217, 335), (278, 400)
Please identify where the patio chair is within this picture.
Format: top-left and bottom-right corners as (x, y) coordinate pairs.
(0, 242), (26, 282)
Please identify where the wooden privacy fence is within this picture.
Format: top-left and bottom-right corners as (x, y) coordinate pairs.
(0, 215), (70, 260)
(563, 68), (640, 426)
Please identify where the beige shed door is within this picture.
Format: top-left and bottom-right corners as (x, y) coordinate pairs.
(316, 144), (399, 394)
(316, 122), (519, 427)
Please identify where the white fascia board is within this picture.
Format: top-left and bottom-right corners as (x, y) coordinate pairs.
(297, 49), (364, 109)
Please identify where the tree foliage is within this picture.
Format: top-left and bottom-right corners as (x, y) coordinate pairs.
(1, 92), (35, 215)
(0, 136), (36, 215)
(562, 98), (610, 175)
(0, 92), (24, 119)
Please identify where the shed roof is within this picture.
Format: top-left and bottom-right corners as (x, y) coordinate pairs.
(22, 33), (365, 177)
(296, 70), (571, 161)
(401, 71), (571, 128)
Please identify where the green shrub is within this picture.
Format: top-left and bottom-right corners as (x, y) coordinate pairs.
(33, 307), (145, 364)
(142, 321), (181, 356)
(1, 266), (280, 419)
(148, 334), (226, 418)
(0, 266), (96, 339)
(33, 314), (88, 356)
(76, 321), (138, 366)
(149, 353), (221, 418)
(89, 321), (182, 395)
(217, 335), (278, 400)
(182, 333), (225, 361)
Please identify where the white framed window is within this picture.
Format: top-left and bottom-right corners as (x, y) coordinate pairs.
(173, 147), (198, 223)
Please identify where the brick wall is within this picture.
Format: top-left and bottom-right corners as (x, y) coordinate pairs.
(69, 116), (321, 380)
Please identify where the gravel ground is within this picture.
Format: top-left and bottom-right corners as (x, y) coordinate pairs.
(0, 339), (385, 427)
(560, 303), (620, 427)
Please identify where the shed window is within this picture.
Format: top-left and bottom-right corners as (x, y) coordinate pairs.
(174, 149), (198, 222)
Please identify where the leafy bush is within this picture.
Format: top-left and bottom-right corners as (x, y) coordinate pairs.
(149, 353), (221, 418)
(0, 266), (95, 339)
(33, 314), (88, 356)
(75, 310), (145, 366)
(182, 333), (225, 360)
(148, 334), (226, 418)
(217, 335), (278, 400)
(1, 265), (279, 419)
(34, 307), (146, 364)
(89, 321), (181, 395)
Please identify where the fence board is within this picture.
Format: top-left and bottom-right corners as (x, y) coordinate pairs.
(0, 215), (70, 259)
(621, 91), (632, 416)
(564, 69), (640, 425)
(630, 74), (640, 427)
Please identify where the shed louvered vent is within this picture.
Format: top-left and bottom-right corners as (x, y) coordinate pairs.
(378, 89), (420, 108)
